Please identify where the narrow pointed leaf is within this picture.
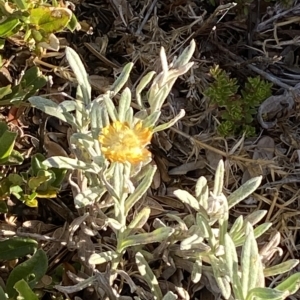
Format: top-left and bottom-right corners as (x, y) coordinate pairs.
(264, 260), (299, 277)
(228, 176), (262, 209)
(136, 252), (163, 300)
(120, 227), (174, 252)
(89, 251), (119, 265)
(275, 273), (300, 295)
(241, 223), (260, 298)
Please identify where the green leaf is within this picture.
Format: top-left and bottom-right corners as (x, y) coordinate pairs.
(228, 176), (262, 209)
(12, 0), (28, 10)
(0, 18), (20, 38)
(0, 130), (17, 162)
(0, 201), (8, 213)
(233, 222), (272, 247)
(0, 237), (38, 260)
(0, 85), (12, 100)
(29, 7), (72, 33)
(120, 227), (174, 252)
(6, 249), (48, 298)
(30, 153), (47, 175)
(136, 252), (163, 300)
(14, 279), (39, 300)
(264, 260), (299, 277)
(5, 149), (24, 165)
(67, 13), (79, 31)
(246, 287), (285, 300)
(89, 251), (119, 265)
(19, 66), (47, 98)
(0, 286), (7, 299)
(275, 273), (300, 295)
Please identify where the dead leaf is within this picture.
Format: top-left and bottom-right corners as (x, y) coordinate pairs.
(169, 159), (206, 175)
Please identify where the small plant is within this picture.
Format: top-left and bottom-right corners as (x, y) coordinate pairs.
(171, 160), (300, 300)
(0, 237), (48, 299)
(25, 42), (300, 299)
(0, 121), (23, 167)
(204, 65), (272, 137)
(0, 66), (47, 106)
(0, 0), (79, 52)
(28, 41), (195, 298)
(0, 153), (66, 209)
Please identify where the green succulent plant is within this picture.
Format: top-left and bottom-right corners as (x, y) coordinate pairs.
(204, 65), (272, 137)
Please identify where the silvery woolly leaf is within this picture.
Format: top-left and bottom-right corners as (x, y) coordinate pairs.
(234, 223), (272, 247)
(29, 97), (76, 127)
(264, 260), (299, 277)
(195, 176), (209, 210)
(89, 251), (119, 265)
(118, 87), (131, 122)
(111, 63), (133, 95)
(173, 190), (199, 211)
(66, 47), (91, 105)
(180, 225), (208, 251)
(213, 160), (225, 196)
(191, 259), (202, 283)
(153, 109), (185, 132)
(90, 100), (109, 135)
(244, 210), (267, 227)
(127, 207), (150, 233)
(136, 71), (156, 109)
(104, 94), (118, 122)
(43, 156), (101, 173)
(210, 255), (231, 300)
(228, 176), (262, 209)
(136, 252), (163, 300)
(173, 40), (196, 68)
(224, 234), (244, 300)
(57, 100), (77, 112)
(74, 186), (106, 208)
(245, 287), (285, 300)
(162, 291), (178, 300)
(120, 227), (174, 252)
(229, 215), (244, 243)
(124, 165), (156, 215)
(142, 111), (161, 128)
(241, 223), (263, 298)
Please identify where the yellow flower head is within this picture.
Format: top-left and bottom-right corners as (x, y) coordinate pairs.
(99, 121), (153, 164)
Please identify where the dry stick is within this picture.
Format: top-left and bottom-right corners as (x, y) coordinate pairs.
(210, 40), (293, 90)
(256, 3), (300, 32)
(136, 0), (158, 35)
(84, 43), (121, 69)
(170, 127), (273, 165)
